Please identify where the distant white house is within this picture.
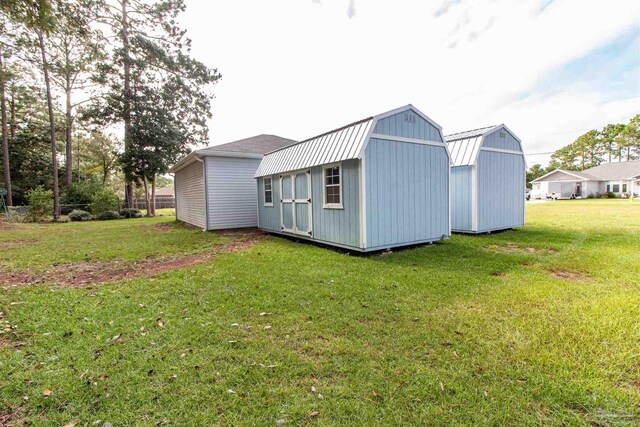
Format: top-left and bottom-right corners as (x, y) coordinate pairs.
(531, 160), (640, 198)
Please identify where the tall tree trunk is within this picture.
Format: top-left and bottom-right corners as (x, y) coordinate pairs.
(65, 79), (72, 186)
(627, 147), (630, 161)
(38, 30), (60, 219)
(0, 47), (12, 206)
(76, 134), (81, 181)
(150, 174), (156, 216)
(142, 174), (150, 217)
(9, 82), (15, 140)
(121, 0), (134, 208)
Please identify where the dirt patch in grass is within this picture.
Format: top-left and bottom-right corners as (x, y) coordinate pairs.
(0, 229), (267, 288)
(486, 244), (558, 255)
(0, 407), (19, 427)
(547, 269), (588, 282)
(491, 272), (507, 277)
(0, 239), (37, 247)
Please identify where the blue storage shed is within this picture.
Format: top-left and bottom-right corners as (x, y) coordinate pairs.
(254, 105), (451, 252)
(446, 124), (526, 234)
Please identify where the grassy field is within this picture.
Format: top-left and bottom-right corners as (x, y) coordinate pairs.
(1, 200), (639, 426)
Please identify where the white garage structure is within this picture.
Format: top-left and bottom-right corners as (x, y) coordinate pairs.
(446, 124), (526, 234)
(169, 134), (295, 230)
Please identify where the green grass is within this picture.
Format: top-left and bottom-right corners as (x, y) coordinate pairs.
(1, 200), (639, 425)
(0, 211), (224, 271)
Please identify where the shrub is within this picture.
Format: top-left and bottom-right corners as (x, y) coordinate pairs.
(586, 193), (595, 199)
(605, 191), (616, 199)
(26, 186), (53, 222)
(90, 188), (119, 215)
(61, 180), (103, 214)
(97, 210), (121, 221)
(119, 208), (143, 218)
(68, 209), (93, 222)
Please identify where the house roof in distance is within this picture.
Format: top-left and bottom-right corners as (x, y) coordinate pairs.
(169, 134), (296, 173)
(532, 160), (640, 183)
(581, 160), (640, 180)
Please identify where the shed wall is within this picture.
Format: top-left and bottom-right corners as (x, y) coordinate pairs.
(477, 151), (525, 232)
(451, 166), (474, 231)
(483, 128), (521, 151)
(364, 138), (449, 249)
(310, 159), (360, 248)
(257, 161), (361, 249)
(206, 156), (261, 229)
(257, 176), (281, 231)
(174, 160), (206, 229)
(374, 110), (442, 142)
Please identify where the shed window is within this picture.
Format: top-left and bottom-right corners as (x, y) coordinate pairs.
(623, 184), (627, 193)
(606, 184), (611, 192)
(264, 177), (273, 206)
(324, 165), (342, 208)
(612, 184), (620, 193)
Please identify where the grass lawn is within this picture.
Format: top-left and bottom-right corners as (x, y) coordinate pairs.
(1, 200), (639, 425)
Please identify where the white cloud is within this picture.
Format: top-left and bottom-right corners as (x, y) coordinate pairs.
(180, 0), (639, 166)
(347, 0), (356, 19)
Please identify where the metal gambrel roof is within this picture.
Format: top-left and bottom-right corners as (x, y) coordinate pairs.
(445, 124), (521, 167)
(445, 125), (496, 142)
(255, 105), (444, 177)
(447, 136), (483, 166)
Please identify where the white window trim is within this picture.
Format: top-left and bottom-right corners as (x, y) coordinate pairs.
(263, 176), (273, 207)
(323, 162), (343, 209)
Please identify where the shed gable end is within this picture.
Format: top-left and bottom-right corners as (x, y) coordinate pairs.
(374, 109), (442, 142)
(482, 128), (521, 152)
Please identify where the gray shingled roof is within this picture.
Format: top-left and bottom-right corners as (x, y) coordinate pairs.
(582, 160), (640, 180)
(168, 134), (297, 173)
(532, 161), (640, 183)
(201, 134), (297, 155)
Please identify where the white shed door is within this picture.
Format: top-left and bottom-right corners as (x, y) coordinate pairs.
(280, 171), (312, 237)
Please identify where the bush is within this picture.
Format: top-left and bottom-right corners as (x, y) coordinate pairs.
(90, 188), (119, 215)
(68, 209), (93, 222)
(97, 210), (121, 221)
(61, 180), (103, 214)
(26, 186), (53, 222)
(605, 191), (616, 199)
(586, 193), (595, 199)
(119, 208), (143, 218)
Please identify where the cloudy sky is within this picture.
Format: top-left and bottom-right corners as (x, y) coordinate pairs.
(180, 0), (639, 166)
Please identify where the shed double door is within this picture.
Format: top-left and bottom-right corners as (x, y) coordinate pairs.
(280, 171), (312, 236)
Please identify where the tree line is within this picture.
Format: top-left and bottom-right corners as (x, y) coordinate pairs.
(527, 114), (640, 185)
(0, 0), (220, 217)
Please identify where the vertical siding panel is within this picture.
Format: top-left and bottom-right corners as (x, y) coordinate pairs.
(175, 160), (206, 229)
(307, 160), (360, 248)
(476, 151), (525, 232)
(208, 157), (262, 229)
(365, 137), (449, 249)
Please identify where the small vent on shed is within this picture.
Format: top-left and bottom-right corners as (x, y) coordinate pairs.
(404, 113), (416, 124)
(499, 131), (506, 138)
